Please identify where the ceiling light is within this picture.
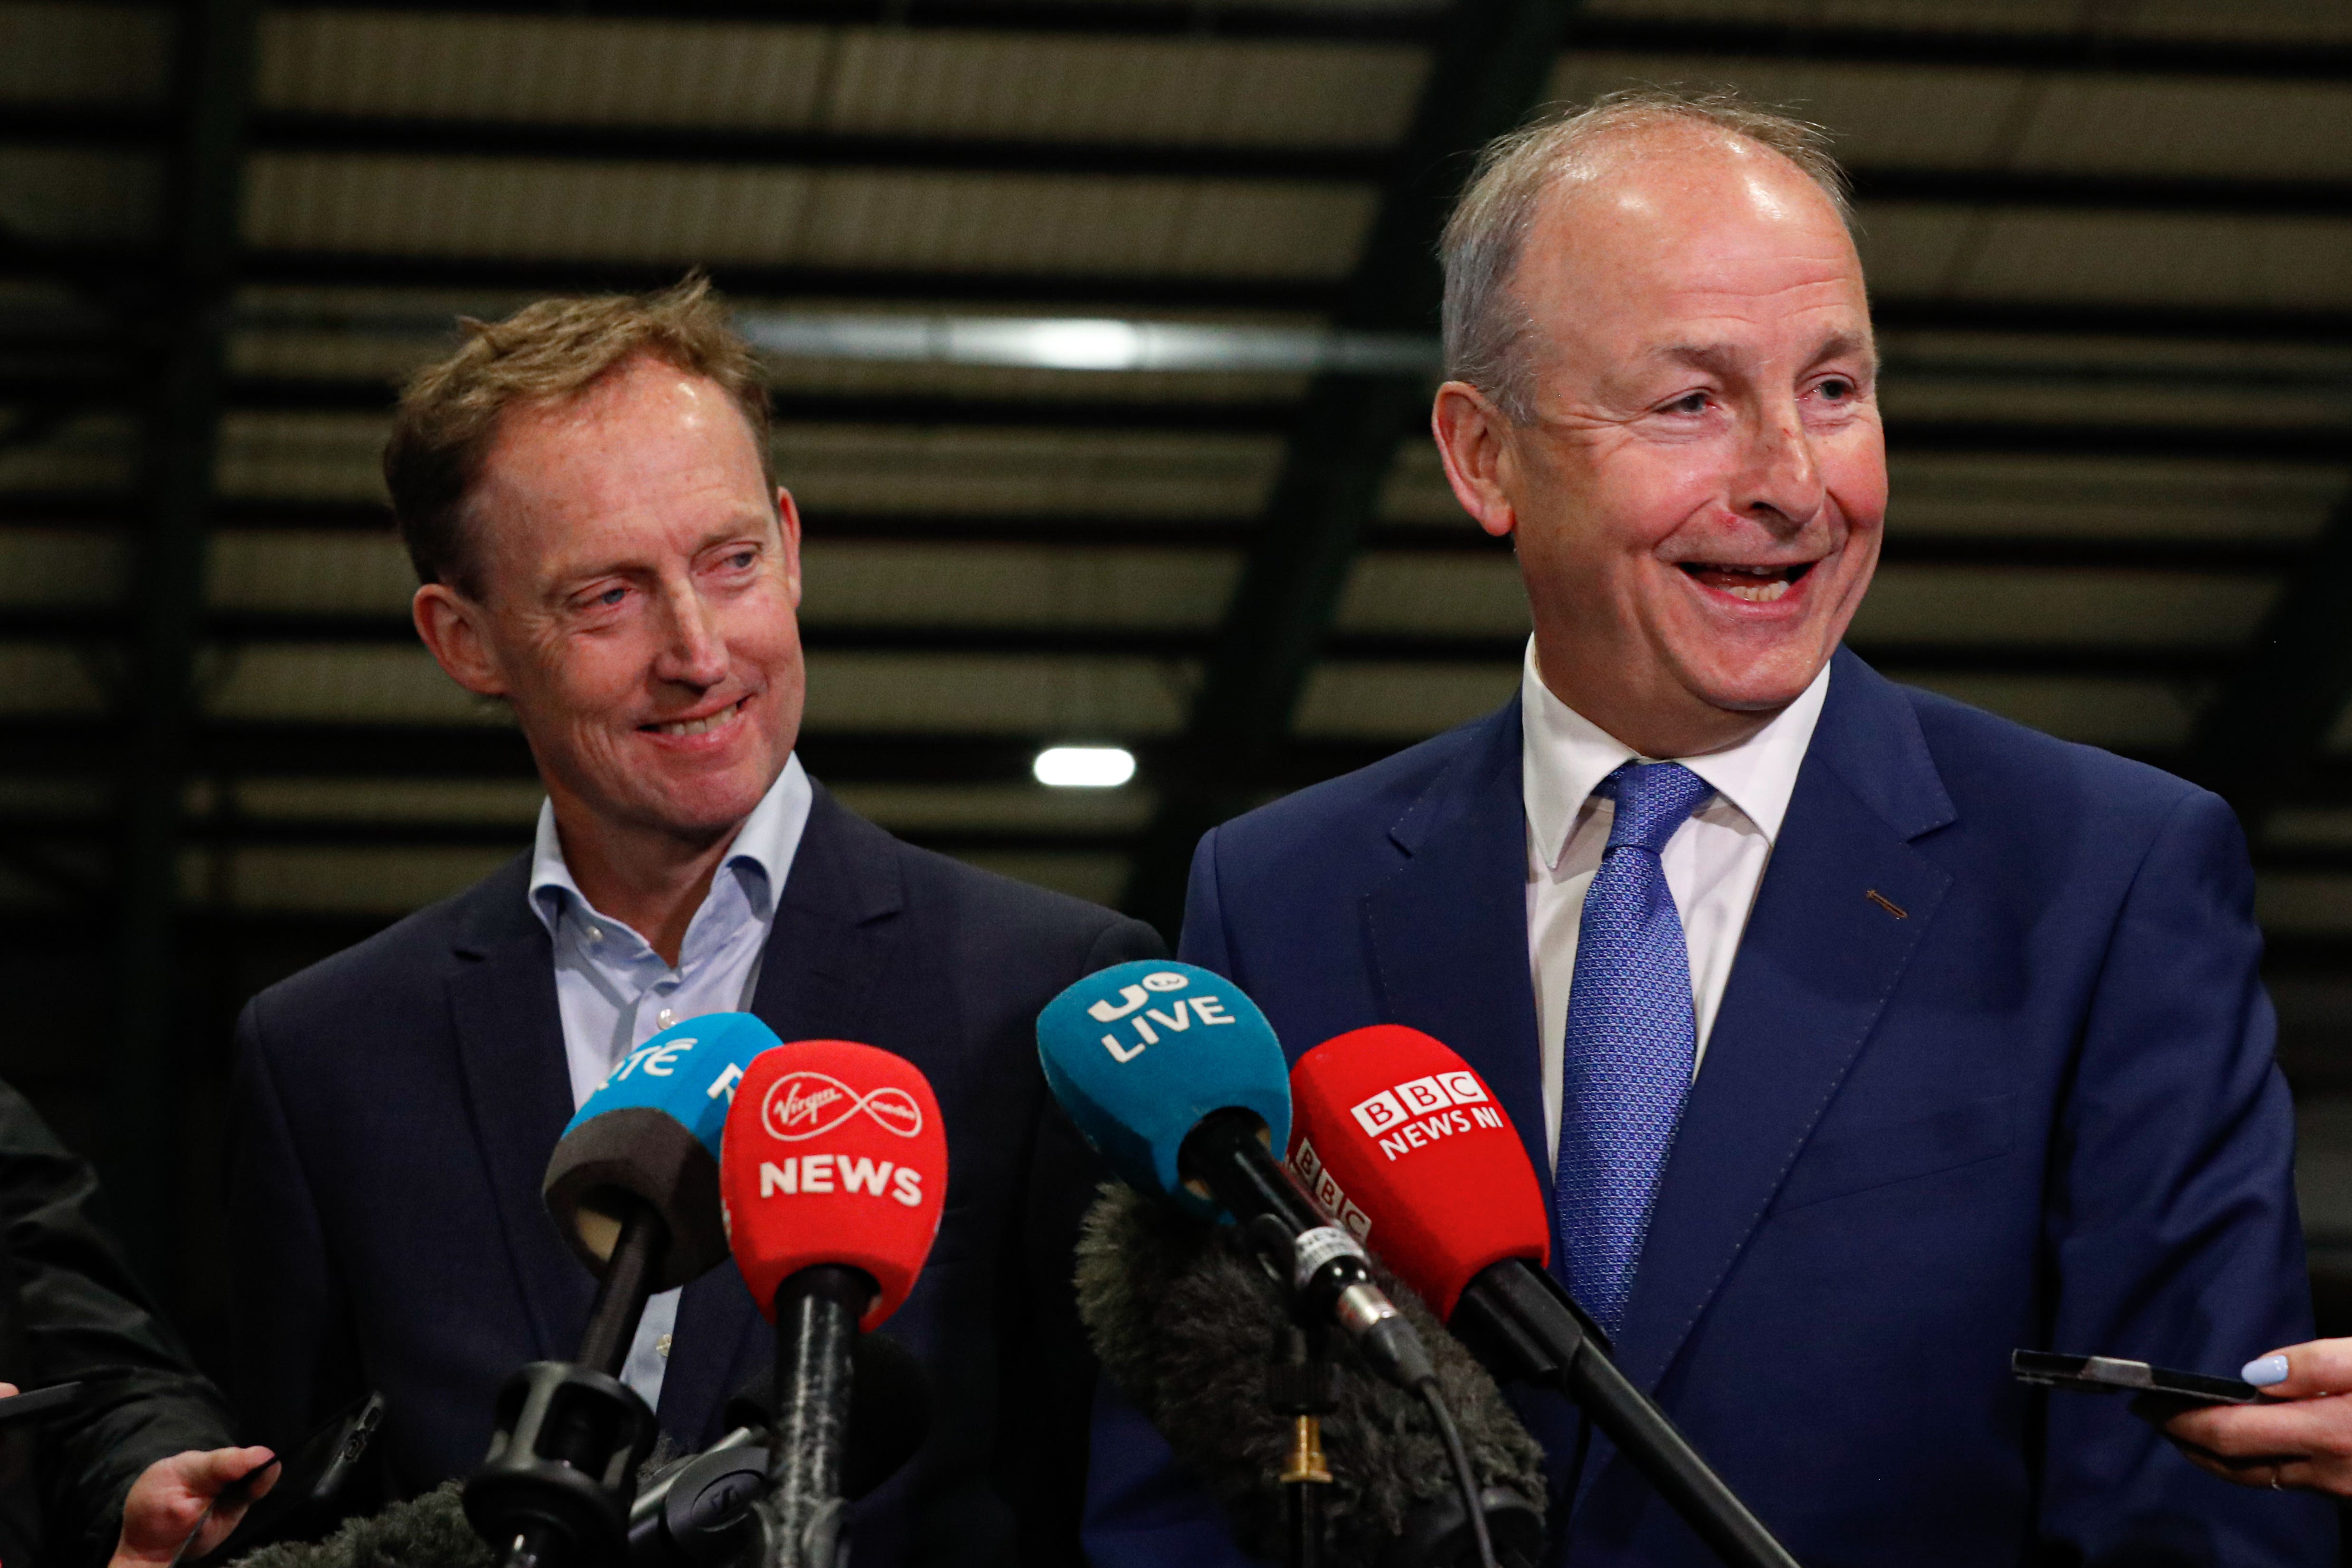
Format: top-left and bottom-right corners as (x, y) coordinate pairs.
(1034, 746), (1135, 788)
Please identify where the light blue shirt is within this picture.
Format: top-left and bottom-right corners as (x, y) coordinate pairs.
(528, 754), (813, 1408)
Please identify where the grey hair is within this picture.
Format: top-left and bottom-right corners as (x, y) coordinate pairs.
(1439, 87), (1855, 424)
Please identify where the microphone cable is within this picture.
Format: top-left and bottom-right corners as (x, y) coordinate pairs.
(1415, 1381), (1497, 1568)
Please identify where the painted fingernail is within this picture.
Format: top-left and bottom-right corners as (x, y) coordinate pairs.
(2243, 1354), (2290, 1387)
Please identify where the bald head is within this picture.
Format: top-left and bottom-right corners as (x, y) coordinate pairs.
(1441, 91), (1857, 423)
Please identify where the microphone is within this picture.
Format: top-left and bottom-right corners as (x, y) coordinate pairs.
(467, 1013), (782, 1568)
(1288, 1027), (1803, 1568)
(1077, 1180), (1549, 1567)
(1035, 962), (1435, 1393)
(719, 1039), (947, 1568)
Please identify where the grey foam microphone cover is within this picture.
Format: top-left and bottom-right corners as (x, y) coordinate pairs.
(228, 1483), (488, 1568)
(542, 1107), (728, 1292)
(1074, 1181), (1547, 1563)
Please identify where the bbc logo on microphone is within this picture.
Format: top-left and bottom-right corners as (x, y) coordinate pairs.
(1348, 1072), (1504, 1161)
(1287, 1137), (1372, 1242)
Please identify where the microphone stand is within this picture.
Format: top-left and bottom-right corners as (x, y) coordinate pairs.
(755, 1266), (874, 1568)
(1266, 1323), (1337, 1568)
(466, 1198), (668, 1568)
(1451, 1264), (1799, 1568)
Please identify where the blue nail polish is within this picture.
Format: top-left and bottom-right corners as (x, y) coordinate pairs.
(2243, 1354), (2290, 1387)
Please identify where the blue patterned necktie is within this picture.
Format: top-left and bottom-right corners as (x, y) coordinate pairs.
(1554, 760), (1715, 1336)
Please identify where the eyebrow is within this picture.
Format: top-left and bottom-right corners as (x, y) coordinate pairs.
(1653, 331), (1878, 377)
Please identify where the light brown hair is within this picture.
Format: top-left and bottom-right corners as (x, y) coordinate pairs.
(1440, 88), (1855, 424)
(383, 273), (773, 596)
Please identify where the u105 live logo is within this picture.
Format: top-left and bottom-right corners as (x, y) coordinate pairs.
(1351, 1072), (1503, 1161)
(761, 1071), (924, 1142)
(1088, 970), (1238, 1063)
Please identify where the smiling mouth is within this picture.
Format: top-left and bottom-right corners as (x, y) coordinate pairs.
(1678, 561), (1817, 605)
(643, 698), (746, 738)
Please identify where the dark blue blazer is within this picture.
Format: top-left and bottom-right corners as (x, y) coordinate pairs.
(1087, 650), (2333, 1565)
(227, 784), (1162, 1568)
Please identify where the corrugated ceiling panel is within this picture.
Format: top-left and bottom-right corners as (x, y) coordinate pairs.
(1546, 54), (2028, 170)
(773, 426), (1282, 517)
(258, 13), (1422, 148)
(1295, 662), (1517, 738)
(2259, 875), (2352, 936)
(0, 2), (169, 105)
(821, 31), (1422, 148)
(216, 412), (388, 502)
(242, 154), (1374, 278)
(1950, 210), (2352, 310)
(234, 777), (544, 823)
(827, 781), (1153, 832)
(0, 150), (161, 242)
(0, 530), (121, 606)
(1334, 553), (1525, 635)
(1879, 375), (2352, 430)
(209, 531), (414, 614)
(1851, 567), (2276, 647)
(205, 645), (510, 724)
(257, 13), (836, 128)
(0, 647), (109, 716)
(208, 846), (518, 914)
(1579, 0), (2352, 43)
(0, 413), (137, 496)
(1883, 671), (2196, 748)
(804, 543), (1238, 627)
(1380, 443), (2345, 541)
(2016, 78), (2352, 181)
(801, 651), (1193, 734)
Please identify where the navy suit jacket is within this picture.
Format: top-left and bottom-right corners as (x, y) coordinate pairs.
(1087, 650), (2333, 1565)
(227, 783), (1162, 1568)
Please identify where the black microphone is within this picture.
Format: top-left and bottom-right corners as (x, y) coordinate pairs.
(1035, 963), (1440, 1396)
(1076, 1181), (1549, 1568)
(468, 1017), (782, 1568)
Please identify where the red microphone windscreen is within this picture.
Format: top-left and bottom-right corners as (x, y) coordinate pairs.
(1287, 1025), (1548, 1319)
(719, 1039), (948, 1332)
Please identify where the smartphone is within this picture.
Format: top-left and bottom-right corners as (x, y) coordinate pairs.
(189, 1392), (387, 1564)
(2012, 1350), (2261, 1407)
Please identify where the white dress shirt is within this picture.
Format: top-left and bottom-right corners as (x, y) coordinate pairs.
(1522, 640), (1830, 1168)
(527, 754), (813, 1408)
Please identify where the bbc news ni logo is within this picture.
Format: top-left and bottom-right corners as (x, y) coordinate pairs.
(1350, 1072), (1504, 1161)
(1288, 1138), (1371, 1242)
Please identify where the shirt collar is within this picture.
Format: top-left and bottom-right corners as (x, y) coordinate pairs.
(529, 753), (814, 937)
(1519, 637), (1832, 871)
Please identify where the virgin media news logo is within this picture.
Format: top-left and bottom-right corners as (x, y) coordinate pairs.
(761, 1070), (925, 1142)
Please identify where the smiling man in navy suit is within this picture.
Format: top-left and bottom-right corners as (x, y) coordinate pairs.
(1085, 91), (2332, 1566)
(225, 279), (1159, 1568)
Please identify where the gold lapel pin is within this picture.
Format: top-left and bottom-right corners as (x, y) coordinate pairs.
(1864, 888), (1908, 920)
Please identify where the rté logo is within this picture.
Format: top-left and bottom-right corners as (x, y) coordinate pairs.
(1088, 970), (1238, 1063)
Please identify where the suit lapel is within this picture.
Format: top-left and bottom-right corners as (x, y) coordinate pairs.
(1363, 699), (1550, 1188)
(445, 856), (590, 1362)
(1610, 651), (1957, 1397)
(660, 785), (909, 1437)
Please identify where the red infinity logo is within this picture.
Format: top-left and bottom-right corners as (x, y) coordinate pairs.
(761, 1070), (925, 1143)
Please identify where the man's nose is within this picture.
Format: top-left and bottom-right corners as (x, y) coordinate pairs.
(1732, 402), (1825, 533)
(652, 584), (730, 687)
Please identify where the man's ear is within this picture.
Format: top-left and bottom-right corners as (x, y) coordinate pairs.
(775, 485), (803, 611)
(412, 583), (509, 698)
(1431, 381), (1521, 539)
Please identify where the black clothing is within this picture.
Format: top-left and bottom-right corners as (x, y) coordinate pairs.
(0, 1081), (236, 1568)
(227, 782), (1162, 1568)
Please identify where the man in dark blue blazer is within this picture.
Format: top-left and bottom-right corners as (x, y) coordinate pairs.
(1085, 95), (2331, 1564)
(227, 281), (1159, 1568)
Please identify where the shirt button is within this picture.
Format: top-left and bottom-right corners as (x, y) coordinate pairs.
(585, 925), (603, 943)
(656, 1008), (675, 1029)
(655, 1334), (672, 1359)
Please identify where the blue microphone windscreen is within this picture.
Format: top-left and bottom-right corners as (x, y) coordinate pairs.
(564, 1011), (782, 1159)
(1036, 961), (1289, 1219)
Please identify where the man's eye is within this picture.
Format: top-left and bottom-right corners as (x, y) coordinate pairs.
(1817, 378), (1855, 400)
(1664, 392), (1709, 415)
(597, 586), (627, 606)
(728, 551), (756, 569)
